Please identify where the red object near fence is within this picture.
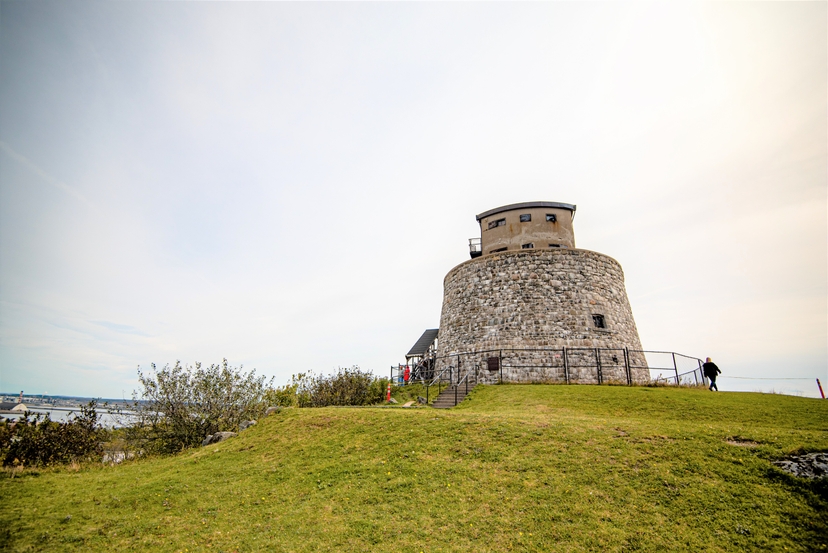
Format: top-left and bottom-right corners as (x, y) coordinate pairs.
(403, 365), (410, 383)
(817, 378), (825, 399)
(386, 382), (391, 402)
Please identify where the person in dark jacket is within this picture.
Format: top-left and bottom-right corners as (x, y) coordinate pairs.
(702, 357), (721, 391)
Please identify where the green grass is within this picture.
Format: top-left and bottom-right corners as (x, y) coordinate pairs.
(2, 385), (827, 552)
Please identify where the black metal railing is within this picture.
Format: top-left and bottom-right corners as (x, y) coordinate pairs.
(450, 370), (478, 407)
(395, 347), (707, 391)
(425, 365), (455, 404)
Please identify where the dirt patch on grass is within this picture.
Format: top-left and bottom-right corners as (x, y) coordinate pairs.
(303, 416), (339, 429)
(626, 435), (674, 444)
(726, 438), (760, 448)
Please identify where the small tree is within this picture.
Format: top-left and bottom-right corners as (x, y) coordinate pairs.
(1, 401), (102, 467)
(128, 359), (271, 454)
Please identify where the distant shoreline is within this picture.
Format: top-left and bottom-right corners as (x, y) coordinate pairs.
(0, 393), (133, 403)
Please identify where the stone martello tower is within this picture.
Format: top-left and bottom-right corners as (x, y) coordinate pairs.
(436, 201), (648, 383)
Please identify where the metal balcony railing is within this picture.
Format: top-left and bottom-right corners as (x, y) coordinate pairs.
(468, 238), (482, 258)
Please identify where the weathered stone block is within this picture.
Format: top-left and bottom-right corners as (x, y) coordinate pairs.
(436, 249), (647, 383)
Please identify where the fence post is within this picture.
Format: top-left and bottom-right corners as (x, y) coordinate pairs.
(697, 358), (705, 387)
(624, 347), (631, 386)
(672, 352), (679, 385)
(563, 347), (569, 384)
(595, 348), (602, 385)
(499, 350), (503, 384)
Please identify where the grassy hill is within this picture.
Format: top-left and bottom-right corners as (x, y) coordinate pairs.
(2, 385), (827, 552)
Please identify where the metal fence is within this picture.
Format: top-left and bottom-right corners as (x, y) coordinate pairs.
(392, 347), (707, 390)
(633, 350), (707, 386)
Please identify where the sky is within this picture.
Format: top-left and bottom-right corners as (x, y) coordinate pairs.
(1, 1), (825, 399)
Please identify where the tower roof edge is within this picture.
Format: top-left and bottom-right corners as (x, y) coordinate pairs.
(475, 201), (576, 221)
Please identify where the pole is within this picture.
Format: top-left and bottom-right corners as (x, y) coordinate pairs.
(698, 358), (706, 387)
(563, 347), (569, 384)
(595, 348), (602, 385)
(499, 350), (503, 384)
(817, 379), (825, 399)
(624, 347), (631, 386)
(672, 352), (679, 385)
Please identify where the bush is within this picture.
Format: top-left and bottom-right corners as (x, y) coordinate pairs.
(263, 378), (300, 408)
(128, 359), (272, 454)
(0, 401), (102, 467)
(291, 367), (389, 407)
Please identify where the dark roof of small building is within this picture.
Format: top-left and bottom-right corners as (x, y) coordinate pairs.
(0, 402), (20, 411)
(406, 329), (439, 358)
(476, 201), (577, 222)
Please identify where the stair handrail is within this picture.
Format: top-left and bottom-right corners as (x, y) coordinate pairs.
(425, 365), (455, 404)
(454, 372), (471, 407)
(434, 371), (478, 408)
(428, 365), (451, 386)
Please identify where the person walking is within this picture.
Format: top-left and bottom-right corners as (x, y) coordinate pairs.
(702, 357), (721, 391)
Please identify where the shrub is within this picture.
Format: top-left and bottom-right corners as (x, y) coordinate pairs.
(293, 367), (389, 407)
(0, 401), (102, 467)
(263, 378), (300, 408)
(127, 359), (272, 454)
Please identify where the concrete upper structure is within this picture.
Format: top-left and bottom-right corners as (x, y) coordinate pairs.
(476, 201), (577, 255)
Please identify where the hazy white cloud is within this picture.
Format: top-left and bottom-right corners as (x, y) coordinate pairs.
(0, 142), (97, 210)
(0, 1), (825, 397)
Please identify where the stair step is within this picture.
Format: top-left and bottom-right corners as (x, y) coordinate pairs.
(431, 384), (478, 408)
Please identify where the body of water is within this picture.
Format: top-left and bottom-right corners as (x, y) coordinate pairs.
(1, 407), (137, 427)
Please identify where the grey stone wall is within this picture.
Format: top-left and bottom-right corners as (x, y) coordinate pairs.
(436, 248), (648, 383)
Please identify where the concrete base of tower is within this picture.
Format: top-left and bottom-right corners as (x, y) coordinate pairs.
(436, 248), (648, 384)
